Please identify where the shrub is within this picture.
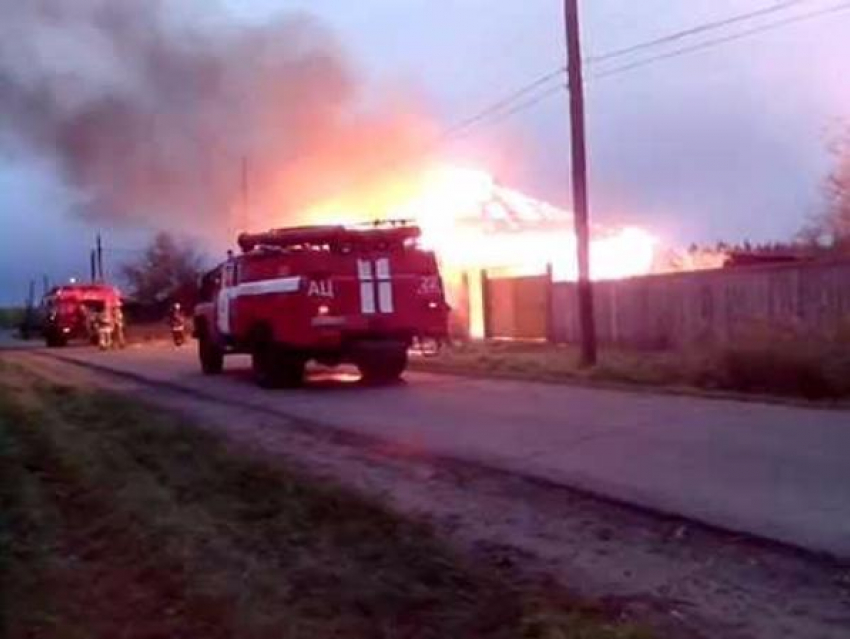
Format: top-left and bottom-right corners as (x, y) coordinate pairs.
(707, 343), (848, 399)
(0, 307), (25, 329)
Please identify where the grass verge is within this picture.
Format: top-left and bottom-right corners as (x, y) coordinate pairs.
(411, 340), (850, 402)
(0, 361), (650, 639)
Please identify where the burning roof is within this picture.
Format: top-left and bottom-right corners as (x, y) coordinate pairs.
(330, 165), (659, 282)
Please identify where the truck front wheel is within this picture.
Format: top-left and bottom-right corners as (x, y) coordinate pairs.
(45, 332), (67, 348)
(199, 333), (224, 375)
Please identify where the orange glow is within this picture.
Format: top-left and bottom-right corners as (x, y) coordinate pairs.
(297, 164), (657, 283)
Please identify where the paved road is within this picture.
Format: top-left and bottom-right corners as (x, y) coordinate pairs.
(34, 343), (850, 558)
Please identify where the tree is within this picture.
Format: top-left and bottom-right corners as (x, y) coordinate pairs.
(799, 128), (850, 251)
(825, 130), (850, 238)
(121, 232), (205, 305)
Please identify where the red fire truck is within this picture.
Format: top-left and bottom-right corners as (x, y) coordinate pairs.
(193, 222), (449, 387)
(42, 284), (122, 347)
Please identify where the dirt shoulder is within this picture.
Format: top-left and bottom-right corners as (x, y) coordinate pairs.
(0, 358), (649, 639)
(7, 351), (850, 639)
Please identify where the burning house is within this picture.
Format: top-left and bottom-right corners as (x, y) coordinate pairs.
(292, 165), (658, 338)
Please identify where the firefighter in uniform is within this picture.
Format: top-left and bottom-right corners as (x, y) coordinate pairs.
(113, 303), (126, 349)
(95, 306), (114, 349)
(168, 302), (186, 346)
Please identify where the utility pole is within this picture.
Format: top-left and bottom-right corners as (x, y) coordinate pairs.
(96, 233), (104, 281)
(564, 0), (597, 366)
(241, 156), (249, 232)
(90, 249), (97, 282)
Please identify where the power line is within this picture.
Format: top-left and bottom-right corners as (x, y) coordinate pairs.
(286, 1), (850, 206)
(325, 0), (849, 173)
(441, 67), (565, 138)
(446, 83), (566, 141)
(319, 82), (567, 201)
(587, 0), (811, 64)
(441, 1), (828, 139)
(592, 1), (850, 80)
(299, 72), (569, 200)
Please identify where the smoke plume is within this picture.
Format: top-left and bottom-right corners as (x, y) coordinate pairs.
(0, 0), (433, 238)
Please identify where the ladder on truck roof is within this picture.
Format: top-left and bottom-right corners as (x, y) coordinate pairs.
(237, 220), (420, 253)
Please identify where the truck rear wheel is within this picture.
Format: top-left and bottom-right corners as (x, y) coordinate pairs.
(356, 342), (408, 384)
(252, 345), (304, 389)
(199, 333), (224, 375)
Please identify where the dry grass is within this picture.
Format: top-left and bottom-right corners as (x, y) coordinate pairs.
(411, 341), (683, 386)
(413, 339), (850, 401)
(0, 361), (650, 639)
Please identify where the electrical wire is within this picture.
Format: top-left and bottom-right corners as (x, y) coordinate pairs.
(441, 67), (566, 138)
(276, 1), (850, 203)
(587, 0), (812, 64)
(446, 83), (566, 141)
(444, 0), (834, 137)
(592, 1), (850, 80)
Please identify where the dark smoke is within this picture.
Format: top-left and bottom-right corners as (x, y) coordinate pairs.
(0, 0), (431, 238)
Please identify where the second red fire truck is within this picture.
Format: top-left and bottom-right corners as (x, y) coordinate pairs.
(193, 222), (449, 387)
(41, 284), (122, 348)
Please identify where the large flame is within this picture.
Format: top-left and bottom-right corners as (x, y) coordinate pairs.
(297, 165), (657, 282)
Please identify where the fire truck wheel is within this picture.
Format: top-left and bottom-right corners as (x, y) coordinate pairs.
(198, 335), (224, 375)
(45, 333), (67, 348)
(357, 344), (408, 385)
(252, 346), (304, 389)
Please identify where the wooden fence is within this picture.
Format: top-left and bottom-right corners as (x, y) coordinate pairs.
(472, 258), (850, 349)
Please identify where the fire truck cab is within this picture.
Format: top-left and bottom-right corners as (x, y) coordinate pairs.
(193, 222), (449, 387)
(42, 284), (122, 347)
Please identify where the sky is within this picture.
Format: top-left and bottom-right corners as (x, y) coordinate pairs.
(1, 0), (849, 304)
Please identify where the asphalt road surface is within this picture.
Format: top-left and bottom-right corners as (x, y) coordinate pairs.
(32, 342), (850, 559)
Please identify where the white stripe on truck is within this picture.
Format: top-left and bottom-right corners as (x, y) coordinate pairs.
(358, 259), (375, 314)
(375, 257), (390, 279)
(216, 276), (301, 335)
(378, 281), (393, 313)
(375, 258), (393, 313)
(360, 281), (376, 314)
(358, 258), (393, 314)
(357, 259), (373, 281)
(232, 276), (301, 297)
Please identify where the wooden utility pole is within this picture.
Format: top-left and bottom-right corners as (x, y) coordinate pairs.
(96, 233), (104, 281)
(90, 249), (97, 282)
(564, 0), (597, 366)
(241, 156), (249, 232)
